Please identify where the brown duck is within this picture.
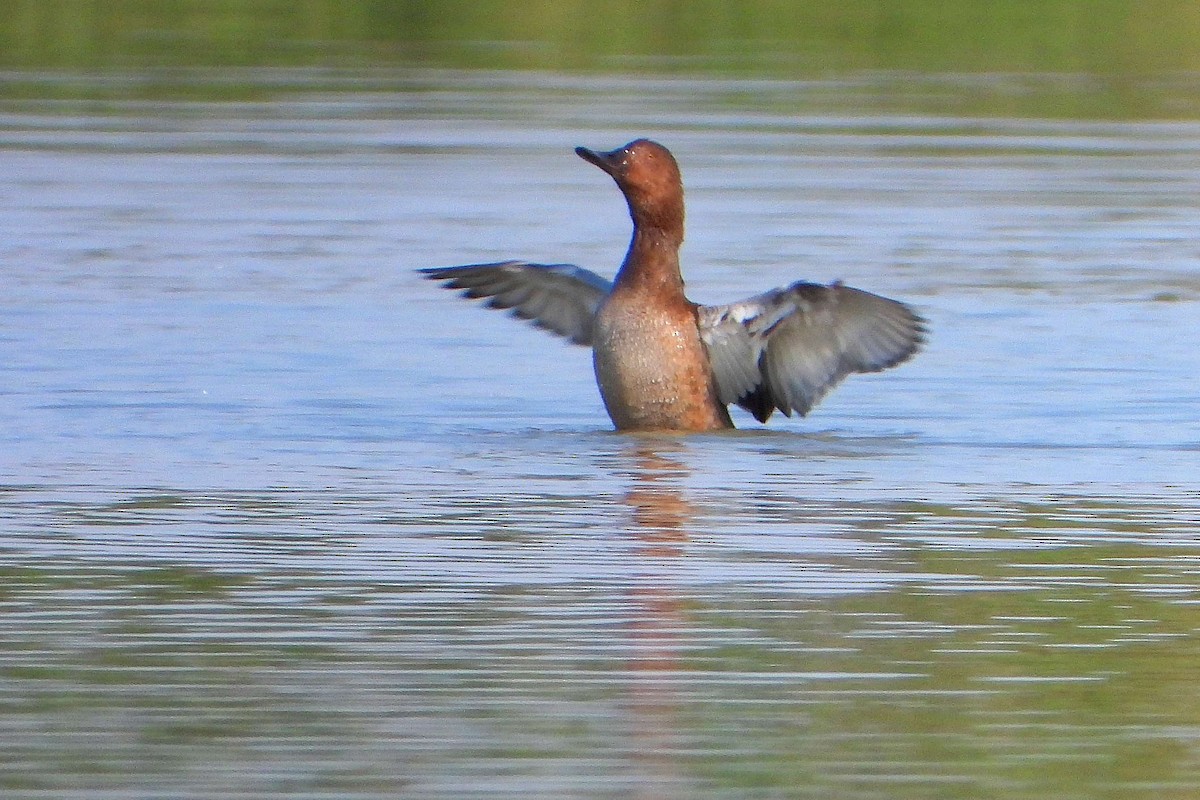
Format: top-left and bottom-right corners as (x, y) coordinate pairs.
(422, 139), (926, 432)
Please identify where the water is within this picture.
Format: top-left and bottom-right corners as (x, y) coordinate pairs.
(2, 71), (1200, 798)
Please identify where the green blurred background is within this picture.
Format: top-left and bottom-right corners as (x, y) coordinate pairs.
(4, 0), (1200, 116)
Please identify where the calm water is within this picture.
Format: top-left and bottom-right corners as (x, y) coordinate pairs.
(3, 71), (1200, 798)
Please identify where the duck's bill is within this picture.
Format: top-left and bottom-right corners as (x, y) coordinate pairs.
(575, 145), (624, 177)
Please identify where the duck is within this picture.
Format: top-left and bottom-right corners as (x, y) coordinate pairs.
(421, 139), (925, 432)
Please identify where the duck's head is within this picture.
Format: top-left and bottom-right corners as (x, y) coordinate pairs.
(576, 139), (684, 238)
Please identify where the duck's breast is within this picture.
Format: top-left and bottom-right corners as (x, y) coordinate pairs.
(591, 291), (732, 431)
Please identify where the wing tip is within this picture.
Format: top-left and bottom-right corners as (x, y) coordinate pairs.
(417, 266), (451, 280)
(882, 306), (929, 369)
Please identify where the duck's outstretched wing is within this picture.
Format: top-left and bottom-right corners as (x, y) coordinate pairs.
(698, 281), (926, 422)
(420, 261), (612, 346)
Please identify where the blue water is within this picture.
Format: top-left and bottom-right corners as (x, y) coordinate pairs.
(2, 71), (1199, 798)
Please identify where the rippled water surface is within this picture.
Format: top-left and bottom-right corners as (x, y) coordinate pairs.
(3, 72), (1200, 798)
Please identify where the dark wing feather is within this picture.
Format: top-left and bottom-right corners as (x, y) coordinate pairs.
(699, 281), (926, 422)
(420, 261), (612, 346)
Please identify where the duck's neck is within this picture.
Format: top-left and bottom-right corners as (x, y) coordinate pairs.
(613, 224), (685, 295)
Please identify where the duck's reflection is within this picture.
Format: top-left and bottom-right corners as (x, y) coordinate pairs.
(624, 442), (692, 552)
(619, 438), (694, 799)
